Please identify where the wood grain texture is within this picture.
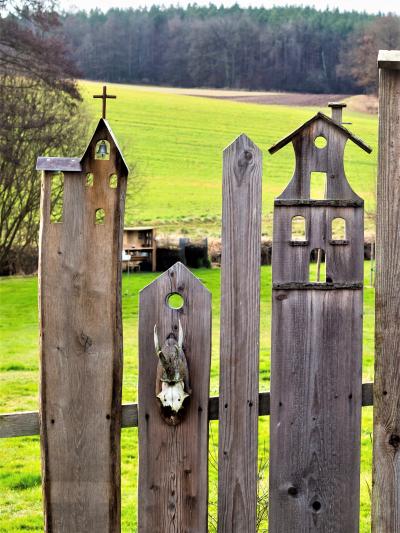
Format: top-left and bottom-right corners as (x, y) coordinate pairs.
(373, 63), (400, 533)
(269, 115), (366, 532)
(38, 121), (127, 532)
(377, 50), (400, 70)
(138, 261), (211, 533)
(0, 383), (374, 438)
(272, 205), (364, 284)
(277, 118), (364, 201)
(270, 289), (363, 532)
(218, 134), (262, 533)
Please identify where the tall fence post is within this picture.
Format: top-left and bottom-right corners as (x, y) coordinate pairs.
(138, 261), (211, 532)
(373, 50), (400, 533)
(37, 118), (128, 531)
(268, 108), (371, 531)
(218, 134), (262, 532)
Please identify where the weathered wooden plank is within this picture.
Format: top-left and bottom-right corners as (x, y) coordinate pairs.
(0, 411), (40, 438)
(377, 50), (400, 70)
(270, 289), (363, 532)
(218, 134), (262, 533)
(0, 382), (375, 438)
(38, 120), (127, 532)
(36, 157), (82, 172)
(275, 199), (363, 207)
(373, 53), (400, 533)
(273, 282), (363, 290)
(269, 109), (366, 532)
(138, 261), (211, 532)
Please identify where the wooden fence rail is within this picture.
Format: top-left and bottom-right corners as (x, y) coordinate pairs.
(0, 382), (374, 439)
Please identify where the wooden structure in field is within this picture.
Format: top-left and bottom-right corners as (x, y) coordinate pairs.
(36, 88), (128, 531)
(373, 50), (400, 533)
(268, 104), (371, 532)
(123, 226), (156, 271)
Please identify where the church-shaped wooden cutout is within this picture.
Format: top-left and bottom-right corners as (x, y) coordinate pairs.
(36, 96), (128, 532)
(268, 104), (371, 532)
(269, 103), (371, 286)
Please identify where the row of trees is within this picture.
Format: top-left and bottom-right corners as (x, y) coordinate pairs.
(0, 0), (89, 274)
(61, 5), (400, 94)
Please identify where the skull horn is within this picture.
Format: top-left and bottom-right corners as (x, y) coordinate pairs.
(178, 319), (184, 349)
(154, 324), (160, 354)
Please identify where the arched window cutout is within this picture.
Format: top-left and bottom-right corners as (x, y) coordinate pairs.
(95, 139), (110, 161)
(309, 248), (326, 283)
(291, 215), (307, 241)
(310, 172), (327, 200)
(331, 217), (346, 241)
(95, 208), (105, 225)
(109, 174), (118, 189)
(50, 172), (64, 223)
(314, 135), (327, 149)
(86, 173), (94, 187)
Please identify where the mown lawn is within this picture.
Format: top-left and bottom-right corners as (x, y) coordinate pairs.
(0, 264), (374, 531)
(79, 81), (378, 238)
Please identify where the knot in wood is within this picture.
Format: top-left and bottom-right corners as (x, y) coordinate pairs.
(235, 149), (253, 184)
(389, 433), (400, 449)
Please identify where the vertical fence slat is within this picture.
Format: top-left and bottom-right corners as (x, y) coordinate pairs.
(38, 120), (127, 531)
(373, 51), (400, 533)
(218, 134), (262, 533)
(269, 115), (366, 532)
(138, 261), (211, 532)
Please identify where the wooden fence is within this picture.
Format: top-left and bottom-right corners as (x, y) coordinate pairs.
(0, 51), (399, 532)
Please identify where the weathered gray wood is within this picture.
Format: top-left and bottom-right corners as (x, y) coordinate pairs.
(274, 199), (363, 207)
(377, 50), (400, 70)
(373, 52), (400, 533)
(0, 383), (375, 438)
(268, 112), (372, 156)
(0, 411), (40, 438)
(270, 290), (363, 532)
(218, 134), (262, 533)
(138, 261), (211, 532)
(36, 157), (82, 172)
(39, 119), (127, 532)
(273, 282), (363, 290)
(272, 205), (364, 285)
(269, 108), (366, 532)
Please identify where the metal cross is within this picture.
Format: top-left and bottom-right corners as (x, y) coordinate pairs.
(93, 85), (116, 119)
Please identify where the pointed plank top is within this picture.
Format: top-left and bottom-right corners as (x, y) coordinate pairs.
(140, 261), (210, 295)
(268, 112), (372, 155)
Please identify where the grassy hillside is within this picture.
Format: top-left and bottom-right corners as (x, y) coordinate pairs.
(81, 81), (377, 238)
(1, 266), (374, 531)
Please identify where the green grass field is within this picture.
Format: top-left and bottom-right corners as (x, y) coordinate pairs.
(1, 264), (374, 531)
(80, 81), (378, 237)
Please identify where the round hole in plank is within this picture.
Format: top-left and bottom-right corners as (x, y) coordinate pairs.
(314, 135), (327, 149)
(166, 292), (184, 310)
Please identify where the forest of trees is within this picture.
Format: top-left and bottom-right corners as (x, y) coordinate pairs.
(61, 5), (400, 94)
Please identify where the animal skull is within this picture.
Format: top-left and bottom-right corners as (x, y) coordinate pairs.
(154, 319), (190, 414)
(157, 381), (189, 413)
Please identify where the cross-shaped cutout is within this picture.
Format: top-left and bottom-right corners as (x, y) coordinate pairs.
(93, 85), (116, 119)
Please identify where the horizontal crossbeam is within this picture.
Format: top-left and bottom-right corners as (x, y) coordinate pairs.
(0, 382), (374, 439)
